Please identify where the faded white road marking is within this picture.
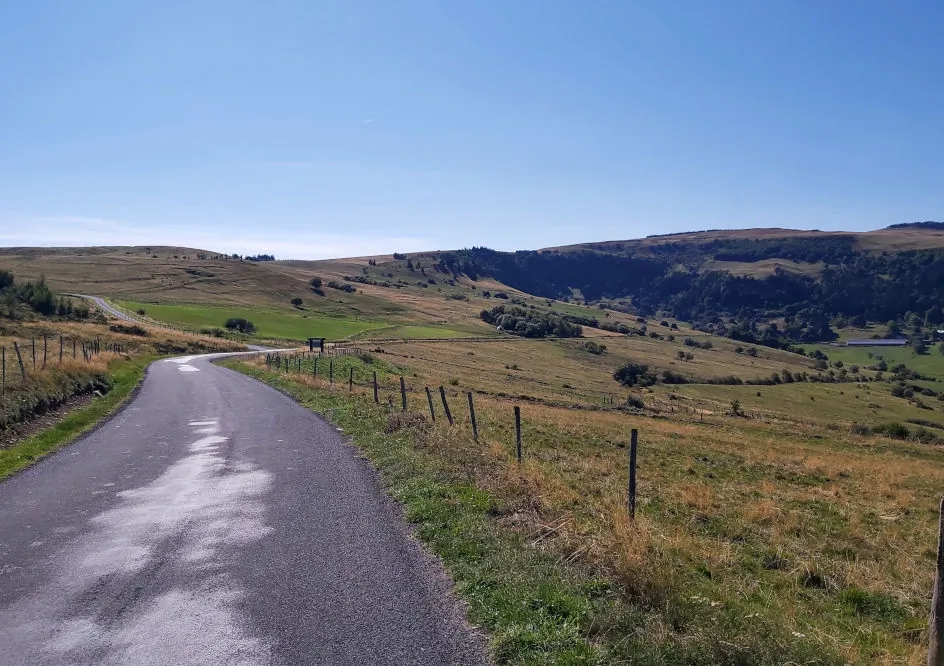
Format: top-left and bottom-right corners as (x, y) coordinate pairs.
(0, 419), (272, 664)
(178, 365), (199, 373)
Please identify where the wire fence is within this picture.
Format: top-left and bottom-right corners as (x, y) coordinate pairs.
(0, 333), (125, 401)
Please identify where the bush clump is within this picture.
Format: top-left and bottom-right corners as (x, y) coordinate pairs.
(481, 305), (583, 338)
(614, 362), (657, 387)
(581, 340), (607, 355)
(109, 324), (149, 337)
(224, 317), (256, 334)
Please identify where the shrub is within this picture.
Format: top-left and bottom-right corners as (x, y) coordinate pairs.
(326, 281), (356, 293)
(481, 304), (582, 338)
(850, 422), (871, 435)
(199, 326), (227, 338)
(872, 422), (910, 440)
(136, 308), (147, 316)
(614, 362), (657, 387)
(108, 324), (148, 337)
(581, 340), (607, 355)
(291, 297), (303, 307)
(625, 395), (645, 409)
(661, 370), (689, 384)
(224, 317), (256, 334)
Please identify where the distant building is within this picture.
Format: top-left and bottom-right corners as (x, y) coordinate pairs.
(846, 339), (908, 347)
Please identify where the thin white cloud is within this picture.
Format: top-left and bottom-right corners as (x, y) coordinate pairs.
(361, 118), (376, 124)
(0, 215), (435, 260)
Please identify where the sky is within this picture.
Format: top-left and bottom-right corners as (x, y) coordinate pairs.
(1, 1), (942, 259)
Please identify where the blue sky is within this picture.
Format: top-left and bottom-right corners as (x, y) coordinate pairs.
(1, 1), (942, 259)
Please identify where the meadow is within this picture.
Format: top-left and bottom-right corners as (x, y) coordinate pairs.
(118, 300), (384, 341)
(229, 333), (944, 664)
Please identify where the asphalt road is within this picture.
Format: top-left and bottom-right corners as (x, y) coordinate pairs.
(0, 354), (487, 665)
(74, 295), (136, 322)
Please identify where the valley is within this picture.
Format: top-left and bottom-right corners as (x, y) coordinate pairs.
(3, 226), (944, 663)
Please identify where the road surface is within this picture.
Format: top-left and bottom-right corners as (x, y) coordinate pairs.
(0, 354), (487, 665)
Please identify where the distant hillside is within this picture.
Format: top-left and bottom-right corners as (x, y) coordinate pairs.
(426, 226), (944, 348)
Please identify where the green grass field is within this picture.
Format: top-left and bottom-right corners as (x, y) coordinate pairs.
(120, 300), (382, 340)
(804, 343), (944, 381)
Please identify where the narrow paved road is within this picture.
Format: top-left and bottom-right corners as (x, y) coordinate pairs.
(0, 354), (486, 665)
(74, 294), (137, 322)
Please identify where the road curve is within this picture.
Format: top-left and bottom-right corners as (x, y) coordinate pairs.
(0, 354), (487, 665)
(74, 294), (137, 322)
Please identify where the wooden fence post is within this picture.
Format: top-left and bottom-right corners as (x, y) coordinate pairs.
(42, 334), (47, 369)
(929, 497), (944, 666)
(468, 392), (478, 442)
(373, 371), (379, 403)
(425, 387), (436, 421)
(514, 406), (522, 463)
(329, 359), (334, 385)
(314, 358), (318, 377)
(349, 367), (354, 392)
(12, 341), (27, 381)
(1, 346), (5, 397)
(59, 336), (63, 364)
(400, 376), (407, 412)
(31, 338), (36, 371)
(73, 338), (77, 359)
(628, 428), (639, 519)
(439, 386), (454, 425)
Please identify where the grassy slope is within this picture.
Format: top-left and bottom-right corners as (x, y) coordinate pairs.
(119, 300), (384, 340)
(228, 348), (944, 663)
(0, 355), (150, 479)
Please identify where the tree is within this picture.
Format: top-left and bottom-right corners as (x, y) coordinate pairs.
(291, 297), (303, 307)
(613, 362), (657, 387)
(224, 317), (256, 334)
(310, 277), (322, 289)
(912, 338), (928, 354)
(887, 320), (902, 338)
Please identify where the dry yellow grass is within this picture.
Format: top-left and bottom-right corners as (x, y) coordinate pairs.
(241, 346), (944, 662)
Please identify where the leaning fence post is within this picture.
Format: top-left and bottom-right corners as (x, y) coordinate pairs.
(425, 387), (436, 421)
(439, 386), (454, 425)
(514, 406), (522, 463)
(12, 341), (27, 382)
(349, 367), (354, 392)
(468, 392), (478, 442)
(400, 376), (407, 412)
(373, 371), (379, 403)
(329, 359), (334, 384)
(628, 429), (639, 519)
(929, 497), (944, 666)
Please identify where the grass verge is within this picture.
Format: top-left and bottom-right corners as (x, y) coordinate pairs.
(0, 356), (152, 480)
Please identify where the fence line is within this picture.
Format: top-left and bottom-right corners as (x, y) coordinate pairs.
(0, 334), (126, 406)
